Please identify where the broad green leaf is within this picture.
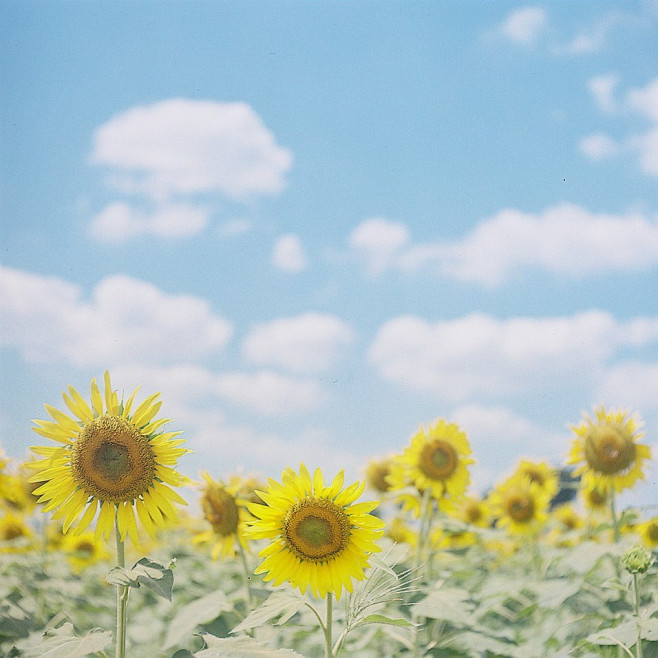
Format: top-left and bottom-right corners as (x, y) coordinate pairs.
(194, 633), (304, 656)
(231, 590), (307, 634)
(106, 557), (174, 601)
(162, 590), (232, 649)
(413, 586), (476, 626)
(18, 623), (112, 658)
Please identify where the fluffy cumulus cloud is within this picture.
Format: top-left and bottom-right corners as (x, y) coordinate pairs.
(88, 99), (292, 242)
(0, 266), (233, 367)
(91, 99), (292, 200)
(89, 201), (210, 242)
(348, 217), (410, 275)
(498, 6), (547, 45)
(271, 234), (308, 273)
(110, 363), (325, 419)
(368, 310), (658, 402)
(349, 205), (658, 285)
(242, 313), (355, 373)
(581, 75), (658, 177)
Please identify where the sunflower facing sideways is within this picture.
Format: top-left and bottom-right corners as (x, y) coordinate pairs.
(192, 472), (248, 560)
(246, 464), (384, 600)
(388, 419), (474, 508)
(568, 405), (651, 493)
(28, 372), (189, 545)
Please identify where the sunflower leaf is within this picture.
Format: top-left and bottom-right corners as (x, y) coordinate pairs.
(105, 557), (175, 601)
(194, 633), (305, 656)
(16, 622), (112, 658)
(231, 589), (307, 634)
(352, 613), (414, 629)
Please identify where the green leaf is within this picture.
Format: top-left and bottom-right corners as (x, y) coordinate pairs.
(18, 623), (112, 658)
(353, 613), (414, 629)
(413, 586), (476, 626)
(231, 589), (307, 634)
(194, 633), (304, 656)
(162, 590), (232, 649)
(105, 557), (174, 601)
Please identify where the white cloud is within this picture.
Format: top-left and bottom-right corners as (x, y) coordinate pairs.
(499, 7), (547, 45)
(350, 205), (658, 286)
(588, 73), (620, 113)
(348, 217), (410, 275)
(242, 313), (355, 373)
(215, 371), (325, 416)
(271, 234), (308, 273)
(91, 98), (292, 201)
(579, 133), (620, 160)
(0, 266), (233, 367)
(596, 361), (658, 412)
(581, 75), (658, 177)
(89, 201), (210, 242)
(217, 218), (253, 238)
(369, 311), (658, 402)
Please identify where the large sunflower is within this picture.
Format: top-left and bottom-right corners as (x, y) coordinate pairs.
(489, 477), (550, 536)
(568, 405), (651, 492)
(192, 472), (248, 560)
(388, 420), (473, 504)
(246, 464), (384, 600)
(28, 372), (189, 545)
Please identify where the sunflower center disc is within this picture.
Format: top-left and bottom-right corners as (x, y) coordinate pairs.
(508, 495), (534, 523)
(71, 415), (156, 503)
(285, 498), (350, 561)
(584, 426), (636, 475)
(202, 486), (239, 536)
(420, 440), (458, 480)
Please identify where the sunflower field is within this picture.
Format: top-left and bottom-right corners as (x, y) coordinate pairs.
(1, 373), (657, 657)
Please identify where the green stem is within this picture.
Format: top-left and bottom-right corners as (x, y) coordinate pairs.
(115, 509), (129, 658)
(610, 488), (620, 543)
(237, 541), (253, 616)
(633, 572), (643, 658)
(324, 593), (334, 658)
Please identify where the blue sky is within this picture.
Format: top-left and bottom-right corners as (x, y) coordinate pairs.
(2, 1), (657, 507)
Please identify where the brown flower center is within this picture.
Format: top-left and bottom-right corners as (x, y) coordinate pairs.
(419, 440), (458, 480)
(584, 425), (636, 475)
(71, 415), (156, 502)
(506, 494), (535, 523)
(202, 486), (240, 537)
(367, 462), (391, 493)
(284, 498), (350, 561)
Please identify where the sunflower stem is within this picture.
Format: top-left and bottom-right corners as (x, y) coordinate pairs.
(114, 510), (129, 658)
(633, 572), (643, 658)
(237, 541), (253, 632)
(324, 593), (334, 658)
(610, 487), (620, 543)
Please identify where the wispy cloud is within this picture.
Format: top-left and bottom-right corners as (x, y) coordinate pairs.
(242, 313), (355, 374)
(580, 75), (658, 177)
(498, 6), (548, 46)
(349, 204), (658, 285)
(369, 310), (658, 402)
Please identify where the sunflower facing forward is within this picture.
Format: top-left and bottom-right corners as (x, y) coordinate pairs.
(246, 464), (384, 600)
(568, 405), (651, 493)
(489, 476), (550, 536)
(388, 419), (474, 506)
(28, 372), (189, 545)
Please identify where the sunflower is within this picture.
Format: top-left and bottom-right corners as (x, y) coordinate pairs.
(62, 531), (111, 572)
(386, 517), (418, 547)
(364, 457), (394, 494)
(192, 472), (248, 560)
(489, 477), (550, 535)
(452, 495), (492, 528)
(247, 464), (384, 600)
(388, 420), (474, 505)
(512, 460), (559, 501)
(28, 372), (189, 545)
(636, 517), (658, 549)
(568, 405), (651, 493)
(0, 512), (33, 552)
